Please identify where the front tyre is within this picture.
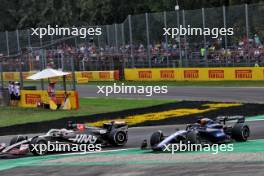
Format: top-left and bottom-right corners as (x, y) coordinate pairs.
(150, 131), (164, 150)
(29, 138), (48, 156)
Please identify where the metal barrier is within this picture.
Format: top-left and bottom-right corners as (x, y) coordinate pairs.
(0, 3), (263, 73)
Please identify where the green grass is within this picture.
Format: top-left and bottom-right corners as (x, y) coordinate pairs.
(0, 98), (174, 127)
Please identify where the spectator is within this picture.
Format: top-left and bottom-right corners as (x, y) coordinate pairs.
(254, 34), (261, 47)
(8, 81), (15, 106)
(48, 82), (56, 101)
(200, 47), (206, 58)
(14, 81), (20, 106)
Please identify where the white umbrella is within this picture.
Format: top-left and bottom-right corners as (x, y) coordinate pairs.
(27, 68), (70, 80)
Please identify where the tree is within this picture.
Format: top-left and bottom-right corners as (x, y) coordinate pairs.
(0, 0), (263, 31)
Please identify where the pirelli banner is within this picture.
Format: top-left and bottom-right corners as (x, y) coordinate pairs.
(19, 90), (79, 109)
(3, 70), (119, 81)
(124, 67), (264, 81)
(75, 70), (119, 81)
(3, 72), (36, 81)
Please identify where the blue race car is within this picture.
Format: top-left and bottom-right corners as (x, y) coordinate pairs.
(143, 116), (250, 151)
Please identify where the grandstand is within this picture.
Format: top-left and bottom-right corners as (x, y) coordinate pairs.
(0, 3), (263, 73)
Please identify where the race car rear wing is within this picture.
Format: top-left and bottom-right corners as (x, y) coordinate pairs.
(216, 116), (245, 124)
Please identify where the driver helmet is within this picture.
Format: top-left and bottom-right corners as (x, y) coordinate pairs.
(197, 117), (210, 126)
(67, 121), (75, 129)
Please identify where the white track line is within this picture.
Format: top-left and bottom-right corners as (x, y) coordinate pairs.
(246, 119), (264, 122)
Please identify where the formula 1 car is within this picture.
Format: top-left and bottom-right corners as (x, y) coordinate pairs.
(142, 116), (250, 151)
(0, 121), (128, 156)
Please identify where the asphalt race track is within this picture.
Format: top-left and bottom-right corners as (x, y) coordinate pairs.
(1, 121), (263, 148)
(1, 163), (263, 176)
(77, 85), (264, 103)
(1, 85), (264, 175)
(127, 120), (264, 147)
(1, 120), (264, 176)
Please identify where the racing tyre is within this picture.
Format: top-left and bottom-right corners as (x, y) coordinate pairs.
(110, 130), (127, 146)
(29, 138), (48, 156)
(232, 123), (250, 142)
(10, 135), (26, 146)
(185, 131), (202, 151)
(150, 131), (164, 150)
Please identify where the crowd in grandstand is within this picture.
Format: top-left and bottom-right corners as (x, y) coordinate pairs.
(51, 33), (263, 66)
(1, 33), (263, 71)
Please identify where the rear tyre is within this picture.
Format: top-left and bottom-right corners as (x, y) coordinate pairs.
(232, 123), (250, 142)
(10, 135), (26, 146)
(150, 131), (164, 149)
(110, 130), (127, 146)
